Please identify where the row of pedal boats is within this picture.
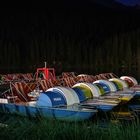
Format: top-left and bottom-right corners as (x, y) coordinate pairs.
(0, 75), (140, 121)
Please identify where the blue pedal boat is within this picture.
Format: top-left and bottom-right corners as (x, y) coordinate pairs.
(0, 90), (97, 122)
(72, 83), (120, 112)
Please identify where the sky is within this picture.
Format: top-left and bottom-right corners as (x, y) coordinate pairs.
(115, 0), (140, 6)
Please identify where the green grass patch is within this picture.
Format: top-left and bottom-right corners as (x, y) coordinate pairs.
(0, 113), (140, 140)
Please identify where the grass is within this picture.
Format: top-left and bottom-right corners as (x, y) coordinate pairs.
(0, 113), (140, 140)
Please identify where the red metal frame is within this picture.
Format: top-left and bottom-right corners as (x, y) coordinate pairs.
(36, 68), (56, 80)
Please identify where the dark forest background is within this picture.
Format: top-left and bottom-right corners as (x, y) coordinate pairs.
(0, 1), (140, 79)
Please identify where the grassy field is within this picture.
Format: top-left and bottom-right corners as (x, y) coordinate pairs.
(0, 113), (140, 140)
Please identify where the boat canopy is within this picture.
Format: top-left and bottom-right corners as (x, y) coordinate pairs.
(93, 81), (110, 94)
(46, 87), (80, 105)
(72, 88), (87, 102)
(120, 76), (138, 87)
(93, 80), (117, 92)
(36, 91), (67, 107)
(72, 83), (100, 98)
(109, 78), (128, 90)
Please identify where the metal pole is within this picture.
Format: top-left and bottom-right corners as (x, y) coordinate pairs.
(44, 61), (47, 68)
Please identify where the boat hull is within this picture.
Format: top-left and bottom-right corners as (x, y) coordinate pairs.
(0, 103), (97, 122)
(80, 99), (118, 112)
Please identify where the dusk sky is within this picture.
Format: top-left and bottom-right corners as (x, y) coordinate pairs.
(115, 0), (140, 6)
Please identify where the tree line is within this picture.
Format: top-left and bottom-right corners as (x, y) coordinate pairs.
(0, 8), (140, 79)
